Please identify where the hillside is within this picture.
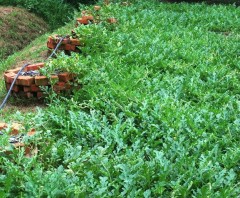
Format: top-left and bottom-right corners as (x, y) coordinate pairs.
(0, 7), (48, 60)
(0, 0), (240, 197)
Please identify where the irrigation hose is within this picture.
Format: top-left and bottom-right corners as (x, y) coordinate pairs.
(47, 36), (66, 60)
(0, 36), (67, 111)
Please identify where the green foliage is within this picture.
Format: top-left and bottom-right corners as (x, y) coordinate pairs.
(1, 0), (240, 197)
(166, 0), (240, 5)
(0, 0), (74, 29)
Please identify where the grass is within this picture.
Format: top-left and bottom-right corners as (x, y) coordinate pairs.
(0, 0), (240, 197)
(0, 7), (48, 60)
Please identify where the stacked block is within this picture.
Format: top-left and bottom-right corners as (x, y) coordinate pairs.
(4, 63), (76, 98)
(47, 35), (81, 52)
(0, 122), (36, 157)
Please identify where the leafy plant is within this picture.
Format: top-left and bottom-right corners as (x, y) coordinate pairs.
(0, 0), (240, 197)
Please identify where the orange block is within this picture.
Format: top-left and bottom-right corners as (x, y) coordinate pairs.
(16, 76), (35, 86)
(35, 76), (49, 86)
(4, 72), (16, 84)
(25, 63), (44, 71)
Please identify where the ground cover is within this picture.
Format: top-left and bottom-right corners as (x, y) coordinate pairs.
(0, 0), (240, 197)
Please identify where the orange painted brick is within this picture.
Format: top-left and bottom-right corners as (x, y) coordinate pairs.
(82, 15), (94, 21)
(6, 83), (19, 92)
(62, 38), (71, 44)
(25, 63), (44, 71)
(70, 39), (81, 46)
(64, 44), (76, 51)
(51, 75), (59, 80)
(58, 72), (74, 82)
(35, 76), (49, 86)
(16, 76), (34, 86)
(4, 72), (16, 84)
(30, 84), (41, 92)
(76, 17), (89, 25)
(7, 67), (22, 74)
(53, 82), (66, 91)
(49, 36), (70, 45)
(47, 41), (57, 49)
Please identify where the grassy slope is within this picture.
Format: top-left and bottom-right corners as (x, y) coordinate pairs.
(0, 7), (48, 60)
(0, 0), (240, 197)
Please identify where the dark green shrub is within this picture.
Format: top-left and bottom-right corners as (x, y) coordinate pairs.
(166, 0), (240, 5)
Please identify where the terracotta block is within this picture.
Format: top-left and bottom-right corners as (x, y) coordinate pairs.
(94, 5), (101, 11)
(82, 15), (94, 21)
(30, 85), (41, 92)
(4, 72), (16, 84)
(35, 76), (49, 86)
(6, 83), (19, 92)
(47, 41), (57, 49)
(48, 36), (70, 45)
(64, 44), (76, 51)
(58, 72), (74, 82)
(53, 82), (67, 91)
(107, 18), (117, 24)
(25, 63), (44, 71)
(76, 17), (89, 25)
(70, 39), (81, 46)
(49, 75), (59, 83)
(7, 67), (22, 74)
(16, 76), (34, 86)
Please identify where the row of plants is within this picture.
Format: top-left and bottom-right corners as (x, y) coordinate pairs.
(0, 0), (240, 197)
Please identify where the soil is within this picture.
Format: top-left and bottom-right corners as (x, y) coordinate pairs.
(0, 6), (49, 59)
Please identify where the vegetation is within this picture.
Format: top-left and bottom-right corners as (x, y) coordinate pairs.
(0, 0), (240, 197)
(0, 7), (48, 60)
(0, 0), (75, 29)
(166, 0), (240, 5)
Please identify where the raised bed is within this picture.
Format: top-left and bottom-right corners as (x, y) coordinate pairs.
(4, 63), (76, 98)
(0, 122), (36, 157)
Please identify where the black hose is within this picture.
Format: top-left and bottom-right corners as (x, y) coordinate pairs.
(0, 36), (67, 111)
